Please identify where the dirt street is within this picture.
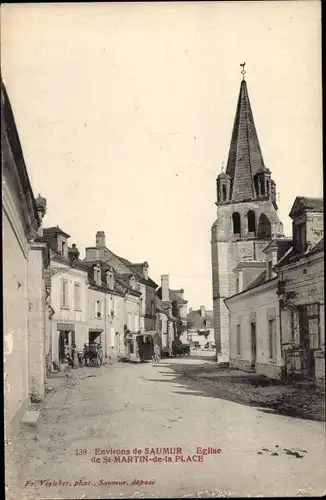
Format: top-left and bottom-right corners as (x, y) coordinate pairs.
(7, 354), (326, 499)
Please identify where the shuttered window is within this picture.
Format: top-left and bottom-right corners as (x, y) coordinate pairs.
(74, 283), (81, 310)
(61, 279), (69, 308)
(268, 319), (277, 359)
(236, 324), (241, 355)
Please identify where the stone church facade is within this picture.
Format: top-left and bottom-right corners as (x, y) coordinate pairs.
(211, 75), (284, 362)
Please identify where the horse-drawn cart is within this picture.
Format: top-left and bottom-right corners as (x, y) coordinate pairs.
(83, 343), (104, 367)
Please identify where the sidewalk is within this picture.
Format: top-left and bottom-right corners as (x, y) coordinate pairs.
(170, 362), (325, 422)
(6, 362), (116, 500)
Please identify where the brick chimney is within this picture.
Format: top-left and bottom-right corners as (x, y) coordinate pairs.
(200, 305), (205, 317)
(85, 247), (99, 262)
(161, 274), (170, 302)
(96, 231), (106, 247)
(68, 244), (80, 267)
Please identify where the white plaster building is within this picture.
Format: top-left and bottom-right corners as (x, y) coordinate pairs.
(43, 227), (89, 364)
(2, 80), (49, 445)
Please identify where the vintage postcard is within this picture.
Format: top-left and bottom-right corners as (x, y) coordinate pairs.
(2, 1), (325, 498)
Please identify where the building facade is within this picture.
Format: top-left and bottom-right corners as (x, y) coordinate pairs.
(2, 80), (49, 444)
(211, 75), (283, 363)
(43, 228), (89, 365)
(187, 306), (215, 348)
(224, 239), (291, 379)
(276, 197), (324, 384)
(84, 245), (142, 357)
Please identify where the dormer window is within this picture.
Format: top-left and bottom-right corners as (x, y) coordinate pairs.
(106, 271), (114, 290)
(129, 276), (136, 290)
(61, 241), (66, 256)
(93, 267), (101, 285)
(267, 261), (273, 279)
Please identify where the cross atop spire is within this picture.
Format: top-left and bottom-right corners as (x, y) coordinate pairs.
(240, 62), (246, 80)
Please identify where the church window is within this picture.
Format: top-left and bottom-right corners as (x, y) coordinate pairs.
(260, 177), (265, 195)
(254, 177), (259, 197)
(257, 213), (271, 239)
(232, 212), (241, 235)
(247, 210), (256, 233)
(222, 184), (227, 201)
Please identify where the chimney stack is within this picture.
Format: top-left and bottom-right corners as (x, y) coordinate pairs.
(161, 274), (170, 302)
(189, 307), (192, 313)
(200, 305), (205, 317)
(85, 247), (99, 262)
(68, 244), (80, 267)
(96, 231), (106, 247)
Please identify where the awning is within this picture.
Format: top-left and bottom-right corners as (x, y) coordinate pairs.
(57, 323), (75, 332)
(89, 328), (103, 333)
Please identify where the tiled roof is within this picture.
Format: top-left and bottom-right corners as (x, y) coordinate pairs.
(225, 79), (267, 202)
(276, 236), (324, 268)
(289, 196), (323, 217)
(245, 270), (267, 291)
(156, 287), (188, 304)
(311, 237), (324, 253)
(43, 226), (71, 238)
(116, 255), (158, 288)
(296, 197), (323, 211)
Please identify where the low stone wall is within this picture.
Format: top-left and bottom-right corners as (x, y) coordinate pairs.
(255, 362), (283, 380)
(5, 397), (30, 458)
(229, 358), (252, 371)
(315, 351), (325, 386)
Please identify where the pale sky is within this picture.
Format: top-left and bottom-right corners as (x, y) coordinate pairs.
(1, 1), (322, 309)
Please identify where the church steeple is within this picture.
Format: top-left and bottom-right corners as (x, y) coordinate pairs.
(216, 67), (277, 208)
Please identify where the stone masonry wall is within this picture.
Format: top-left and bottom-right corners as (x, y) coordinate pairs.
(27, 244), (46, 401)
(211, 198), (283, 362)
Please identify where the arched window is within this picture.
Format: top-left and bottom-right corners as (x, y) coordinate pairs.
(232, 212), (241, 235)
(257, 213), (271, 239)
(222, 184), (227, 201)
(259, 177), (265, 195)
(247, 210), (256, 233)
(254, 177), (259, 197)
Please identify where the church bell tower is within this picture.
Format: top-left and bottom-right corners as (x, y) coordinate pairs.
(211, 65), (284, 362)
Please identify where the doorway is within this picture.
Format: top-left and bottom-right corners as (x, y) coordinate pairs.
(89, 330), (102, 344)
(250, 322), (256, 368)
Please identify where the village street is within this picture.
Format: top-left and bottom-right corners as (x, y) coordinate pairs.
(7, 354), (326, 499)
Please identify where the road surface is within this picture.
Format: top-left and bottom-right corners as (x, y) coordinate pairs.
(7, 354), (326, 498)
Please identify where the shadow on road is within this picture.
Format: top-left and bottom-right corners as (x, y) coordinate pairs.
(146, 358), (325, 422)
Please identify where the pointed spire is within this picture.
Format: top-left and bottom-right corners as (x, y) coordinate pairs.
(225, 72), (266, 202)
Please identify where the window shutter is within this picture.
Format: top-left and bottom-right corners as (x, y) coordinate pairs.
(61, 280), (64, 307)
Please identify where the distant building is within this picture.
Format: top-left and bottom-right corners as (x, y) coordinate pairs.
(88, 231), (157, 332)
(2, 79), (49, 445)
(211, 74), (284, 363)
(187, 306), (215, 348)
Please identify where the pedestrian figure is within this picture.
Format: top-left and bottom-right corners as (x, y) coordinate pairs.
(138, 338), (145, 363)
(152, 344), (161, 363)
(71, 343), (79, 369)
